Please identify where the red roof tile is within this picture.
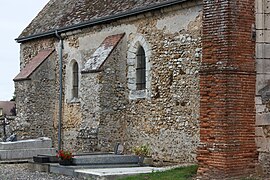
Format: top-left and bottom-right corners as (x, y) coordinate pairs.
(14, 49), (54, 81)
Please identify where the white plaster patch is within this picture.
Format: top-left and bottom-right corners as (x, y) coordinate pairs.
(79, 24), (137, 51)
(156, 6), (201, 33)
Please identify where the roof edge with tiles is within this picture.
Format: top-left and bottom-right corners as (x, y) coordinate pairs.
(13, 49), (55, 82)
(15, 0), (189, 43)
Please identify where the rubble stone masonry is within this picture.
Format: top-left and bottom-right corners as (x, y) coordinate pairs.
(15, 0), (270, 177)
(14, 1), (203, 163)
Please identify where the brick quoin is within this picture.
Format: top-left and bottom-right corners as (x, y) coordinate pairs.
(197, 0), (257, 179)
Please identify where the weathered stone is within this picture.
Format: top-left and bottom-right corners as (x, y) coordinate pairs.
(257, 114), (268, 128)
(256, 127), (265, 137)
(14, 1), (202, 163)
(12, 0), (270, 177)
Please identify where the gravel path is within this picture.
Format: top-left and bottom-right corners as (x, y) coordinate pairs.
(0, 164), (83, 180)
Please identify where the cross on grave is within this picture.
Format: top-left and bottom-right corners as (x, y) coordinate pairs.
(0, 114), (9, 142)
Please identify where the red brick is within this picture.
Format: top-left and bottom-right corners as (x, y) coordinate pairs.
(198, 0), (257, 179)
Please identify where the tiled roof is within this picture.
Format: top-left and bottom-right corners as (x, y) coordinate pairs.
(82, 33), (125, 73)
(18, 0), (184, 40)
(0, 101), (16, 116)
(13, 49), (54, 81)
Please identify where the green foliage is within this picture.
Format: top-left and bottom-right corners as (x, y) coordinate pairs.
(10, 92), (16, 101)
(118, 165), (198, 180)
(132, 144), (151, 157)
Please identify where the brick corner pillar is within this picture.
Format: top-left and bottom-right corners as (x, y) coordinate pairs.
(197, 0), (257, 179)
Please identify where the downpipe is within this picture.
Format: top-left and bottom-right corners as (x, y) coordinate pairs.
(55, 30), (63, 151)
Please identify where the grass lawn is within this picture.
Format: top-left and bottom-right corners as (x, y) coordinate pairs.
(118, 165), (198, 180)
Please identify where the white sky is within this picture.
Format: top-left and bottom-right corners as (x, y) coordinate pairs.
(0, 0), (49, 101)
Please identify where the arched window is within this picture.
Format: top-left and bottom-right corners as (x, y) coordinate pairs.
(72, 62), (79, 98)
(136, 46), (146, 90)
(127, 34), (151, 100)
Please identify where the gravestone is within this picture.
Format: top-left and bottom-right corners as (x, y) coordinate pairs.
(114, 143), (124, 155)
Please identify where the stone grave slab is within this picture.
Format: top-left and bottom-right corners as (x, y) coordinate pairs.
(0, 137), (56, 160)
(0, 148), (56, 160)
(0, 137), (52, 150)
(72, 154), (140, 165)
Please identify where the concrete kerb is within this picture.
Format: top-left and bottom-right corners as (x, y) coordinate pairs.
(49, 162), (142, 177)
(73, 164), (195, 179)
(74, 167), (163, 180)
(49, 163), (195, 179)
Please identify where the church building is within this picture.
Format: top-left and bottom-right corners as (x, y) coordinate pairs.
(13, 0), (270, 179)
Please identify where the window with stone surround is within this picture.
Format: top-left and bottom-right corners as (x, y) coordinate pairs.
(66, 59), (80, 103)
(127, 35), (151, 99)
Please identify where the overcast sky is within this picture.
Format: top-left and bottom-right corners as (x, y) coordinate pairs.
(0, 0), (49, 101)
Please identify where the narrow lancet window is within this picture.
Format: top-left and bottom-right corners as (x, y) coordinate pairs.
(136, 46), (146, 90)
(72, 62), (79, 98)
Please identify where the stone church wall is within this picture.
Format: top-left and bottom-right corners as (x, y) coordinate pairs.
(15, 0), (202, 163)
(124, 8), (202, 162)
(14, 46), (58, 142)
(255, 0), (270, 175)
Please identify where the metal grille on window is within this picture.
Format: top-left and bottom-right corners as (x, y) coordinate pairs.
(72, 62), (79, 98)
(136, 46), (146, 90)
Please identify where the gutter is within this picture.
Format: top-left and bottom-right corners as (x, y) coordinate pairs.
(55, 30), (64, 151)
(15, 0), (190, 43)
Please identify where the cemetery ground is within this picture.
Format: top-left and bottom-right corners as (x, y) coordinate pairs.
(0, 163), (198, 180)
(0, 163), (79, 180)
(0, 162), (265, 180)
(0, 137), (197, 179)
